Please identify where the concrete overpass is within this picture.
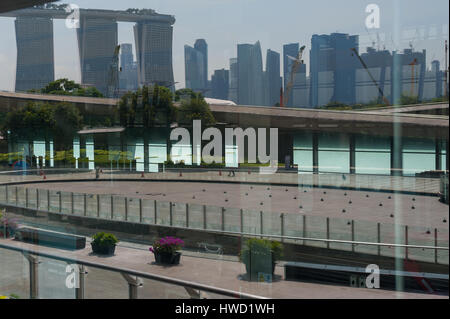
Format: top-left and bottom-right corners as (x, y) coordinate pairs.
(0, 91), (448, 140)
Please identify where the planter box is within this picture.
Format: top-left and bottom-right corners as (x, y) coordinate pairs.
(153, 251), (181, 265)
(14, 227), (86, 250)
(0, 227), (16, 238)
(91, 242), (116, 255)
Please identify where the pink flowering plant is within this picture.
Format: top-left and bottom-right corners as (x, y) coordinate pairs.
(149, 236), (184, 254)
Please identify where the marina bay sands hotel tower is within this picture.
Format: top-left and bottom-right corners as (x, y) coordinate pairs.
(2, 6), (176, 95)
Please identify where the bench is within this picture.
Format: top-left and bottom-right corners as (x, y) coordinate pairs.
(284, 261), (448, 294)
(14, 227), (86, 250)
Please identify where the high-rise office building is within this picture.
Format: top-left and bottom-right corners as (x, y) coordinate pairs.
(119, 43), (138, 92)
(228, 58), (238, 103)
(77, 17), (118, 95)
(283, 43), (300, 107)
(265, 49), (282, 106)
(194, 39), (208, 89)
(15, 16), (54, 92)
(309, 33), (359, 107)
(134, 20), (175, 89)
(184, 44), (206, 91)
(237, 41), (264, 105)
(211, 69), (229, 100)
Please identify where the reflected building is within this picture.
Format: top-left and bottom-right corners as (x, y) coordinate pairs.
(211, 69), (229, 100)
(134, 21), (175, 89)
(237, 41), (264, 106)
(14, 16), (54, 92)
(283, 43), (300, 107)
(265, 49), (282, 107)
(119, 43), (138, 92)
(77, 17), (118, 96)
(309, 33), (359, 107)
(184, 44), (206, 92)
(228, 58), (238, 103)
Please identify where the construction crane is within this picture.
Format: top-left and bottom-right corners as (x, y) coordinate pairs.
(282, 45), (306, 107)
(350, 47), (390, 106)
(107, 44), (121, 98)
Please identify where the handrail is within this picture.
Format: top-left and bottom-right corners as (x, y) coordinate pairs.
(0, 241), (266, 299)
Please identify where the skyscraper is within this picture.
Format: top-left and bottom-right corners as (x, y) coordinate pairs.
(134, 20), (175, 89)
(265, 49), (282, 106)
(237, 41), (264, 105)
(309, 33), (359, 107)
(119, 43), (138, 92)
(283, 43), (299, 107)
(184, 44), (206, 92)
(211, 69), (229, 100)
(77, 17), (118, 95)
(15, 16), (54, 92)
(194, 39), (208, 89)
(228, 58), (238, 103)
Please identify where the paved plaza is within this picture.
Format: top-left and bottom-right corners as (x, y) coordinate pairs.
(20, 180), (448, 229)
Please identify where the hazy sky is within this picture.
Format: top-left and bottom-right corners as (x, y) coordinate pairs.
(0, 0), (448, 90)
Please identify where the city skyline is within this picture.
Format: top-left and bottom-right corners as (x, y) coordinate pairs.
(0, 0), (448, 91)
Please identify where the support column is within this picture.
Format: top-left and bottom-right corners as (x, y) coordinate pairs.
(312, 132), (319, 174)
(350, 134), (356, 174)
(390, 136), (403, 176)
(121, 273), (142, 299)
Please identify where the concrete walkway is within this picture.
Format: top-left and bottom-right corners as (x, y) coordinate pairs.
(0, 238), (446, 299)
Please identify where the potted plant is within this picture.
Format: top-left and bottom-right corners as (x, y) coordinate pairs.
(239, 238), (283, 280)
(149, 236), (184, 265)
(0, 210), (18, 238)
(91, 232), (118, 255)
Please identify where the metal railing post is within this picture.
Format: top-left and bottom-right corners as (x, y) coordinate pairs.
(5, 185), (8, 204)
(203, 205), (207, 230)
(76, 265), (87, 299)
(111, 195), (114, 220)
(221, 207), (225, 231)
(59, 191), (62, 213)
(405, 225), (409, 260)
(351, 220), (355, 252)
(303, 215), (306, 245)
(326, 217), (330, 249)
(260, 211), (263, 238)
(377, 223), (381, 256)
(71, 192), (74, 215)
(280, 213), (285, 243)
(83, 193), (87, 216)
(139, 199), (143, 223)
(97, 195), (100, 218)
(186, 203), (189, 228)
(169, 202), (173, 226)
(240, 208), (244, 235)
(435, 228), (438, 264)
(15, 186), (18, 207)
(23, 253), (39, 299)
(154, 201), (157, 224)
(36, 189), (40, 211)
(47, 189), (50, 211)
(25, 188), (29, 208)
(121, 273), (142, 299)
(125, 197), (128, 221)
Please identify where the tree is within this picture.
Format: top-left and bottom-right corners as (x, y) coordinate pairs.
(30, 78), (104, 98)
(117, 85), (176, 128)
(177, 93), (216, 127)
(175, 88), (201, 102)
(1, 102), (83, 149)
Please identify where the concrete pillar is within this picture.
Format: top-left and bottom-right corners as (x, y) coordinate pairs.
(390, 136), (403, 176)
(312, 132), (319, 174)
